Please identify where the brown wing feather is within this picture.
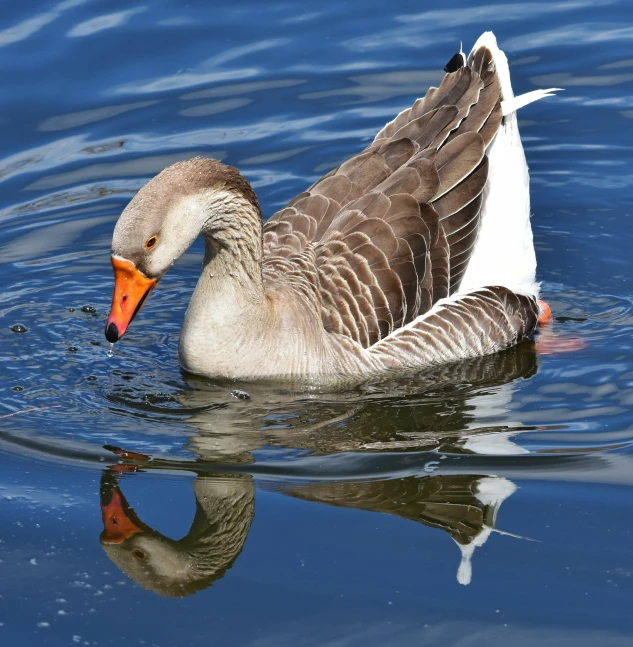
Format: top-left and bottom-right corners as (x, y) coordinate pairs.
(263, 45), (506, 348)
(370, 287), (539, 370)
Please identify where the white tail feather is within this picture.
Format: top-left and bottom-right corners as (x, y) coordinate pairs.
(458, 32), (558, 299)
(502, 88), (563, 116)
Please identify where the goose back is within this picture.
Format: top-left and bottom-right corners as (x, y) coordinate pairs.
(263, 46), (505, 350)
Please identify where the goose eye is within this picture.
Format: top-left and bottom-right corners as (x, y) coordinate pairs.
(144, 236), (157, 250)
(132, 549), (147, 561)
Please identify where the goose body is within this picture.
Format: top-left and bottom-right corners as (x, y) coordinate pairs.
(106, 32), (557, 384)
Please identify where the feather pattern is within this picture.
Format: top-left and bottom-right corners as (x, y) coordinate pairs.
(262, 35), (539, 368)
(252, 34), (547, 379)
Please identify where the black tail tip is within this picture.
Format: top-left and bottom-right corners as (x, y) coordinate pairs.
(444, 51), (466, 74)
(105, 322), (119, 343)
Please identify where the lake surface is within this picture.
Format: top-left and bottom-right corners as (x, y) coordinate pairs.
(1, 0), (633, 644)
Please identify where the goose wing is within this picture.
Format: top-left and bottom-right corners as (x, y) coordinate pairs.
(263, 48), (503, 348)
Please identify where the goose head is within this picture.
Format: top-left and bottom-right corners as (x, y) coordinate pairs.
(105, 157), (261, 343)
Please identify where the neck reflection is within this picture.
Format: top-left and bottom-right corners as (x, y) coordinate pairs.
(99, 469), (254, 597)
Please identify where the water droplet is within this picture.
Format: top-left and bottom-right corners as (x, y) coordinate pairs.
(10, 324), (27, 333)
(81, 305), (96, 314)
(106, 344), (114, 358)
(231, 389), (250, 400)
(67, 307), (75, 312)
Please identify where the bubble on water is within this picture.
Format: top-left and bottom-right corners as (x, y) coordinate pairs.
(106, 344), (114, 358)
(68, 347), (79, 353)
(67, 307), (75, 312)
(10, 324), (27, 333)
(81, 305), (96, 314)
(86, 376), (97, 381)
(11, 385), (24, 392)
(231, 389), (251, 400)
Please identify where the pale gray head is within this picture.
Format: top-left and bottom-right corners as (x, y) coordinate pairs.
(112, 157), (261, 279)
(105, 157), (262, 342)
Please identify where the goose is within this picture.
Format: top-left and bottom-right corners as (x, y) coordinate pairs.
(105, 32), (558, 384)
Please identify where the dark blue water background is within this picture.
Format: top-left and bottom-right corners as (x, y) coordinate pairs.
(1, 1), (633, 645)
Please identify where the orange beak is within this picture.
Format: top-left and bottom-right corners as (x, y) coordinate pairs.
(105, 257), (157, 343)
(100, 485), (147, 544)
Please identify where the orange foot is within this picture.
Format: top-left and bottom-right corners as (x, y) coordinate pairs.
(534, 299), (586, 354)
(104, 444), (152, 462)
(537, 300), (553, 326)
(104, 445), (151, 474)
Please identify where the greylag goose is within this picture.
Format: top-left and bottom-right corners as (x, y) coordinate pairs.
(105, 32), (558, 383)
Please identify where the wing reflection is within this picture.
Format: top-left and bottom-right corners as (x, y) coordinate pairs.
(99, 345), (538, 595)
(288, 474), (517, 586)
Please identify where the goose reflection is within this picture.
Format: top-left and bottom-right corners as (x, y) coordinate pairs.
(100, 470), (254, 597)
(100, 344), (539, 595)
(179, 342), (538, 459)
(99, 468), (516, 594)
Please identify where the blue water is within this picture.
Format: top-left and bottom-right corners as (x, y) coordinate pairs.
(2, 0), (633, 644)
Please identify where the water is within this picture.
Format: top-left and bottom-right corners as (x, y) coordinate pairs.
(1, 0), (633, 644)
